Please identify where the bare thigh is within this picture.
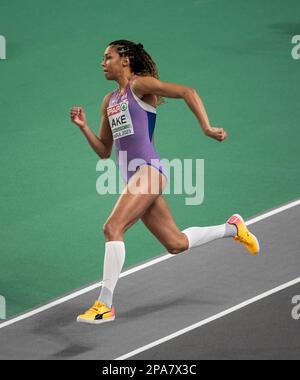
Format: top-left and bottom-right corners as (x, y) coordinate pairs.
(141, 195), (189, 254)
(103, 165), (168, 241)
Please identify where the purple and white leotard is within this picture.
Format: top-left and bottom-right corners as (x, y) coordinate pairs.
(107, 74), (168, 184)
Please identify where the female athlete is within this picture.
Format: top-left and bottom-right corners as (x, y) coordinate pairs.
(70, 40), (260, 324)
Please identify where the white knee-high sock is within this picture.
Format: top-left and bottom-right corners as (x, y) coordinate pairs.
(182, 223), (237, 250)
(98, 241), (125, 308)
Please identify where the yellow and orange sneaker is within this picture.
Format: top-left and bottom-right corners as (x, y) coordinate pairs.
(227, 214), (260, 255)
(77, 301), (115, 325)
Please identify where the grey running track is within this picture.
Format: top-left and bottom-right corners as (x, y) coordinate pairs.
(0, 203), (299, 360)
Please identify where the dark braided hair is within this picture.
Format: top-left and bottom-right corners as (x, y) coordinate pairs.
(108, 40), (165, 105)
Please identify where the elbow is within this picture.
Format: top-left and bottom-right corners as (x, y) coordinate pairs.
(98, 141), (112, 159)
(188, 87), (198, 95)
(183, 87), (198, 98)
(100, 147), (112, 159)
(99, 152), (111, 159)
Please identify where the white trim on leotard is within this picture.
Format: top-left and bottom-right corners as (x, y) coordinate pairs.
(129, 85), (157, 114)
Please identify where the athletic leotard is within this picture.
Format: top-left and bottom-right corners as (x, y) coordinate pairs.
(107, 74), (168, 183)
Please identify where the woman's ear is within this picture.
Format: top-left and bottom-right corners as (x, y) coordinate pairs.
(122, 57), (130, 67)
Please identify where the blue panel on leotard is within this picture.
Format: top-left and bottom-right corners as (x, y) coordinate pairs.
(147, 112), (156, 142)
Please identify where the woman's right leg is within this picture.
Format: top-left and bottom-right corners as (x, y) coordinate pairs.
(141, 195), (238, 254)
(141, 195), (189, 254)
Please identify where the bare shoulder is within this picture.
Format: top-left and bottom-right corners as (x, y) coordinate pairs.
(101, 92), (113, 111)
(132, 75), (158, 87)
(131, 76), (159, 100)
(102, 92), (113, 105)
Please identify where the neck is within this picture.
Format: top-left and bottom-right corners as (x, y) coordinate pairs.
(116, 72), (134, 91)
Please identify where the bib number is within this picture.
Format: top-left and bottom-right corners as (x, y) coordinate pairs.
(107, 101), (134, 141)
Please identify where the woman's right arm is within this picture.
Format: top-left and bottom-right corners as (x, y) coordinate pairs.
(70, 93), (113, 159)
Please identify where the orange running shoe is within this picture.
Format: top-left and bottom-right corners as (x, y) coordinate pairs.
(227, 214), (260, 255)
(77, 301), (115, 325)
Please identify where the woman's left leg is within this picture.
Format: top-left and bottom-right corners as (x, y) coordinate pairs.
(102, 165), (168, 241)
(77, 165), (168, 323)
(98, 165), (167, 309)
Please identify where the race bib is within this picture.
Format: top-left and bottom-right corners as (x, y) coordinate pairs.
(107, 101), (134, 141)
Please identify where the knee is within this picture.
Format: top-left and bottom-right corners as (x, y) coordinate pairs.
(102, 219), (123, 239)
(167, 247), (183, 255)
(166, 241), (188, 255)
(165, 233), (189, 255)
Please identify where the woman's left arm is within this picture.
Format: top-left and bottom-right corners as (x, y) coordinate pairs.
(132, 76), (227, 142)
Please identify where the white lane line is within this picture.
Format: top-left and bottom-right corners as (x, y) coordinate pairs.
(116, 277), (300, 360)
(246, 199), (300, 226)
(0, 198), (299, 330)
(0, 254), (173, 329)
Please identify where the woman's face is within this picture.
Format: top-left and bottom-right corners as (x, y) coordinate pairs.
(101, 45), (129, 80)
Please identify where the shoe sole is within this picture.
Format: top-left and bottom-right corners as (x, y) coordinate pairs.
(76, 316), (115, 325)
(232, 214), (260, 255)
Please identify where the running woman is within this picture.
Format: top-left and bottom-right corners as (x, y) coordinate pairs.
(70, 40), (260, 324)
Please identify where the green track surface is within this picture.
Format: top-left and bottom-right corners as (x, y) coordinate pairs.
(1, 0), (299, 318)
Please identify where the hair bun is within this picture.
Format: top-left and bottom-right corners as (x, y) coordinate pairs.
(136, 43), (144, 50)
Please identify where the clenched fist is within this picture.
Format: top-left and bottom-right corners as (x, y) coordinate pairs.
(204, 127), (227, 142)
(70, 106), (87, 129)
